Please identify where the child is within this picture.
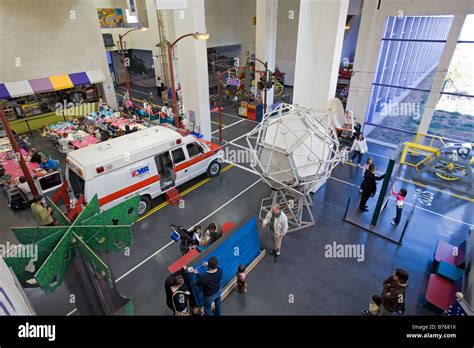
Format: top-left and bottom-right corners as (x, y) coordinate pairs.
(363, 295), (381, 316)
(391, 188), (407, 226)
(18, 135), (31, 152)
(351, 132), (368, 165)
(236, 264), (247, 294)
(41, 125), (51, 137)
(192, 225), (202, 245)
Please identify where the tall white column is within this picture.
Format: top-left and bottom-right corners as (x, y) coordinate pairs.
(293, 0), (349, 112)
(171, 0), (211, 140)
(418, 14), (466, 137)
(255, 0), (278, 111)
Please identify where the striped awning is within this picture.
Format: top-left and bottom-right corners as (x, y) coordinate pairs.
(29, 77), (55, 94)
(0, 84), (10, 99)
(4, 80), (34, 98)
(86, 70), (106, 84)
(50, 75), (74, 90)
(69, 72), (90, 86)
(0, 70), (106, 99)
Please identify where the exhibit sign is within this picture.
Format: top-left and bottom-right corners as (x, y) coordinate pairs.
(226, 77), (241, 87)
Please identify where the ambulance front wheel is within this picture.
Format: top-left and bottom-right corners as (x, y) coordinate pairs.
(138, 195), (152, 216)
(207, 160), (221, 177)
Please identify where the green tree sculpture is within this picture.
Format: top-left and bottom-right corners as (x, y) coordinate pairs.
(3, 195), (139, 294)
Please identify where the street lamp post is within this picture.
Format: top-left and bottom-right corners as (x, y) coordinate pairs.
(252, 57), (269, 113)
(118, 26), (148, 99)
(166, 32), (209, 128)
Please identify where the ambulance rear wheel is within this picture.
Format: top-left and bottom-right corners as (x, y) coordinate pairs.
(138, 196), (151, 216)
(207, 160), (221, 177)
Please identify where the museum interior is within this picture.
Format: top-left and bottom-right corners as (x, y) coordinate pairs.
(0, 0), (473, 325)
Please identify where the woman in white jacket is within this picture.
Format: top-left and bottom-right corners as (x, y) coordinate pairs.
(351, 132), (368, 165)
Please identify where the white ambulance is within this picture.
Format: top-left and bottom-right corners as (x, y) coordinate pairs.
(65, 126), (223, 216)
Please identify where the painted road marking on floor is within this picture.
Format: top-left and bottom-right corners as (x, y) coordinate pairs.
(211, 118), (246, 134)
(66, 176), (262, 316)
(342, 161), (474, 203)
(117, 86), (153, 97)
(328, 176), (473, 227)
(221, 111), (258, 124)
(137, 164), (234, 222)
(211, 120), (228, 127)
(124, 178), (262, 281)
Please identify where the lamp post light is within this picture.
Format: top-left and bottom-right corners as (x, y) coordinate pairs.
(252, 57), (269, 113)
(118, 26), (149, 99)
(166, 32), (209, 128)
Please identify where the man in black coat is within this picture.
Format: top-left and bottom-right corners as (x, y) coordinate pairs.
(359, 163), (385, 211)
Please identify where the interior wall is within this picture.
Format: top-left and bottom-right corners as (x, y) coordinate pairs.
(0, 0), (117, 108)
(204, 0), (242, 48)
(239, 0), (256, 64)
(275, 0), (299, 86)
(346, 0), (474, 125)
(340, 14), (361, 67)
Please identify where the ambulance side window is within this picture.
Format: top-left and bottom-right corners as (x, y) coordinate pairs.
(171, 147), (186, 164)
(186, 143), (202, 158)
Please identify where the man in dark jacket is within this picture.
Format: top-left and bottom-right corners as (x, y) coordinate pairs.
(194, 256), (223, 316)
(359, 164), (385, 211)
(380, 268), (409, 315)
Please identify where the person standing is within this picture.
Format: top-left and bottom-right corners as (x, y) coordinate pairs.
(157, 77), (164, 98)
(351, 132), (368, 165)
(359, 157), (373, 193)
(194, 257), (223, 316)
(31, 195), (55, 226)
(391, 188), (408, 226)
(262, 203), (289, 262)
(359, 164), (385, 212)
(17, 176), (33, 201)
(379, 268), (409, 315)
(170, 275), (191, 316)
(236, 264), (247, 294)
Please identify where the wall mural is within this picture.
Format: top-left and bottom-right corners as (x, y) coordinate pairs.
(97, 8), (125, 28)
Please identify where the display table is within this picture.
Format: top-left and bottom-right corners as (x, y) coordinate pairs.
(0, 149), (42, 180)
(9, 102), (97, 134)
(67, 131), (99, 149)
(48, 121), (76, 134)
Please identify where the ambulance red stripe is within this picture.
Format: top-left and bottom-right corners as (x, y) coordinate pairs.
(98, 175), (159, 206)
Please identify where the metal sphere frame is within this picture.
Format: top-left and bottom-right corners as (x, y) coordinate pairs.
(246, 103), (343, 233)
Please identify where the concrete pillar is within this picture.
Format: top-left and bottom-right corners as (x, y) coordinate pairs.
(255, 0), (278, 111)
(239, 0), (257, 66)
(418, 13), (466, 137)
(172, 0), (212, 139)
(293, 0), (349, 112)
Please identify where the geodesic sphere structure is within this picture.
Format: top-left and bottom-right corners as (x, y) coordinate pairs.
(246, 103), (342, 195)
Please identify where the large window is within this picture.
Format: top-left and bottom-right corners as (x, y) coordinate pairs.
(429, 15), (474, 142)
(365, 15), (454, 145)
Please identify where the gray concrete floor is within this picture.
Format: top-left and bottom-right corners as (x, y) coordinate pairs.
(1, 86), (471, 316)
